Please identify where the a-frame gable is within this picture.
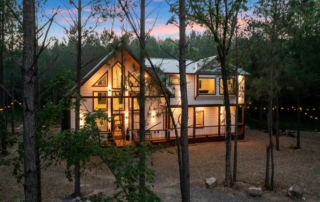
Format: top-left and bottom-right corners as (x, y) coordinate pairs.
(92, 71), (108, 87)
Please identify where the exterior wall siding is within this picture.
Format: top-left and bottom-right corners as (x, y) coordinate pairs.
(69, 49), (246, 144)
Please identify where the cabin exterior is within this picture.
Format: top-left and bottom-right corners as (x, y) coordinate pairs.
(70, 44), (249, 146)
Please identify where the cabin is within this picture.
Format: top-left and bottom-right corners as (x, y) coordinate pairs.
(69, 44), (249, 146)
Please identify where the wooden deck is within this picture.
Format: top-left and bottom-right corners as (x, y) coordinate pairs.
(102, 133), (244, 147)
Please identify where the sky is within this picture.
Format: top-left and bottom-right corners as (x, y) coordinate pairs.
(42, 0), (207, 41)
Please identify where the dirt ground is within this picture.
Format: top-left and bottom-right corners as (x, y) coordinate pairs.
(1, 129), (320, 202)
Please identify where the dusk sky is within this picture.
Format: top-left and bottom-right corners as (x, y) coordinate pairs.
(42, 0), (207, 41)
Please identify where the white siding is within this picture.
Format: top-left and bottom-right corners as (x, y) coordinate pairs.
(169, 74), (246, 106)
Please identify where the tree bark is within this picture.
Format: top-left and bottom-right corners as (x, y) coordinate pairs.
(296, 96), (301, 149)
(74, 0), (82, 197)
(0, 0), (6, 154)
(233, 32), (239, 181)
(139, 0), (146, 199)
(220, 57), (233, 187)
(179, 0), (190, 200)
(275, 96), (279, 151)
(22, 0), (41, 201)
(265, 146), (270, 188)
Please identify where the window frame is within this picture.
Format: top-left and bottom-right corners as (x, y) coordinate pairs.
(198, 77), (216, 95)
(219, 78), (236, 95)
(128, 72), (139, 87)
(112, 62), (123, 89)
(112, 91), (125, 111)
(129, 91), (139, 110)
(169, 75), (180, 85)
(93, 91), (108, 111)
(92, 71), (108, 87)
(195, 110), (204, 128)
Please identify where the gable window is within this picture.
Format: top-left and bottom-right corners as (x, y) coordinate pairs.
(219, 78), (235, 95)
(93, 72), (108, 86)
(112, 62), (122, 89)
(198, 77), (216, 94)
(93, 92), (107, 111)
(112, 91), (124, 111)
(128, 72), (139, 87)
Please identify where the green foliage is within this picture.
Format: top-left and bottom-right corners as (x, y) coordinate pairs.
(100, 142), (160, 202)
(0, 132), (25, 183)
(40, 108), (109, 181)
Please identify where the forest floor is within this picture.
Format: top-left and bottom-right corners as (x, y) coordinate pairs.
(1, 129), (320, 202)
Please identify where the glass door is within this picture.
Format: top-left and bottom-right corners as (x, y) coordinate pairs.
(112, 114), (124, 140)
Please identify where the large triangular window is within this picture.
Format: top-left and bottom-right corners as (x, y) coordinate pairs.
(93, 72), (108, 87)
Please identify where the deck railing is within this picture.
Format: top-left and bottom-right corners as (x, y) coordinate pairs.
(130, 123), (244, 143)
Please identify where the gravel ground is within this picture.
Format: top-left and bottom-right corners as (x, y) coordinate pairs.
(1, 129), (320, 201)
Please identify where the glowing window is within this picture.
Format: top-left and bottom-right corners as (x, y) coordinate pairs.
(112, 91), (124, 111)
(93, 92), (107, 111)
(198, 78), (215, 94)
(129, 113), (140, 130)
(112, 63), (122, 88)
(129, 92), (139, 110)
(93, 72), (108, 86)
(128, 72), (139, 87)
(219, 78), (235, 95)
(195, 111), (204, 127)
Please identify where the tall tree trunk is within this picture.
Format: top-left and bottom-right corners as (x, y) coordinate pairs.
(11, 84), (15, 134)
(74, 0), (82, 197)
(0, 0), (6, 154)
(139, 0), (146, 199)
(179, 0), (190, 200)
(22, 0), (41, 200)
(233, 32), (239, 181)
(265, 86), (274, 191)
(296, 96), (301, 149)
(265, 146), (270, 188)
(275, 96), (279, 150)
(221, 57), (233, 187)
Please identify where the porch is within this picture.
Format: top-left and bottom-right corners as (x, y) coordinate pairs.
(99, 123), (245, 147)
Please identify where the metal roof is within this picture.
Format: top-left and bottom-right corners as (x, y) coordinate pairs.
(146, 58), (196, 73)
(146, 56), (250, 75)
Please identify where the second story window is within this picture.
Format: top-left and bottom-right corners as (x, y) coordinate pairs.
(219, 78), (235, 95)
(198, 77), (216, 94)
(112, 62), (122, 89)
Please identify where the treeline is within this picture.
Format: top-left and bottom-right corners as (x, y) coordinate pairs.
(38, 30), (218, 84)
